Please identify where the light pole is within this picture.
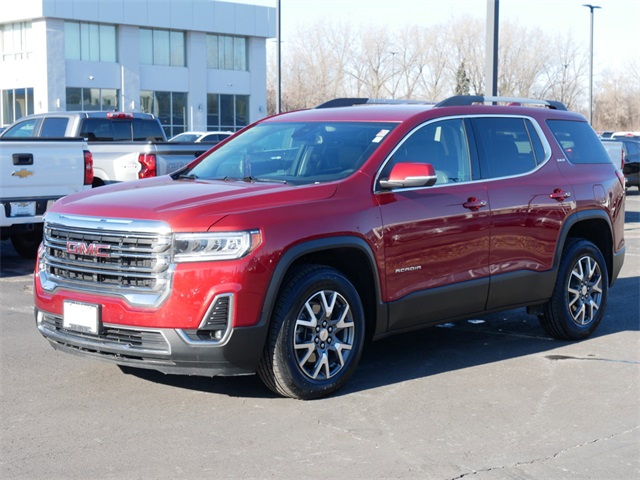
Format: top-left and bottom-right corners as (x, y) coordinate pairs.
(276, 0), (282, 114)
(583, 4), (601, 125)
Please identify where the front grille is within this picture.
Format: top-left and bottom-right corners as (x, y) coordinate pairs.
(40, 312), (170, 354)
(41, 213), (173, 306)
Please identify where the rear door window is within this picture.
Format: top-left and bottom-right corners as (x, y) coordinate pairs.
(471, 117), (539, 179)
(40, 118), (69, 137)
(547, 120), (611, 164)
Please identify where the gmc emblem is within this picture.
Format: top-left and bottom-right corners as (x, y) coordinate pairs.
(66, 241), (111, 257)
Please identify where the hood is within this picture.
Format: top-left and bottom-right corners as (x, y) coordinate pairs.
(50, 176), (339, 231)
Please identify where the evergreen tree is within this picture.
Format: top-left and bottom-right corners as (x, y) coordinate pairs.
(455, 61), (471, 96)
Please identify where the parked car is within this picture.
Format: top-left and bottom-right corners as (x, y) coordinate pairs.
(168, 131), (234, 143)
(602, 137), (640, 189)
(34, 95), (626, 399)
(0, 112), (206, 186)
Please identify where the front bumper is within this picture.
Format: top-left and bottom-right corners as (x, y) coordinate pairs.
(35, 307), (268, 376)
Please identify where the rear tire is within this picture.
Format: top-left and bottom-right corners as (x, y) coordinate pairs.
(539, 239), (608, 340)
(258, 265), (365, 400)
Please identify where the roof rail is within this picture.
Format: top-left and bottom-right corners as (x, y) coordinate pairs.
(435, 95), (567, 111)
(315, 98), (435, 109)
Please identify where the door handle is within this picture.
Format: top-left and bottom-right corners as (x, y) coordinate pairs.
(13, 153), (33, 165)
(549, 189), (571, 201)
(463, 197), (487, 211)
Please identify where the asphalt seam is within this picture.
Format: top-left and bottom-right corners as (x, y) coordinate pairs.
(450, 425), (640, 479)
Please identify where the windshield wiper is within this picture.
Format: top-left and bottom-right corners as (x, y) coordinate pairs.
(241, 176), (287, 184)
(178, 173), (199, 180)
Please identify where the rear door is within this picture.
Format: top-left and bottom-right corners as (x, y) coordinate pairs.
(470, 115), (574, 309)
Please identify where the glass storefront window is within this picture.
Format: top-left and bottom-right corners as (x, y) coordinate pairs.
(1, 87), (34, 125)
(207, 94), (249, 132)
(65, 87), (120, 111)
(140, 90), (187, 138)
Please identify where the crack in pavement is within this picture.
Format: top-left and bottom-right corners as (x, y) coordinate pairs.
(449, 425), (640, 480)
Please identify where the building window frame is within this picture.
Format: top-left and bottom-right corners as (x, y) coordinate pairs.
(207, 94), (249, 132)
(206, 34), (247, 71)
(64, 21), (117, 62)
(1, 87), (34, 126)
(140, 28), (185, 67)
(0, 22), (33, 62)
(140, 90), (187, 139)
(66, 87), (119, 111)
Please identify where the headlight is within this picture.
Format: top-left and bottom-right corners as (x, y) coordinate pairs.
(173, 230), (261, 262)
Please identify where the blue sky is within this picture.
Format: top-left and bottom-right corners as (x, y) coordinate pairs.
(243, 0), (639, 74)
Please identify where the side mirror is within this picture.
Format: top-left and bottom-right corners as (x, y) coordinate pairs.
(379, 162), (438, 189)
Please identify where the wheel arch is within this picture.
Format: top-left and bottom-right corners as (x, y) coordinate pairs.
(556, 210), (615, 285)
(260, 236), (386, 341)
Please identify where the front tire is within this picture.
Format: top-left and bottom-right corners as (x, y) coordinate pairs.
(539, 239), (608, 340)
(258, 265), (365, 400)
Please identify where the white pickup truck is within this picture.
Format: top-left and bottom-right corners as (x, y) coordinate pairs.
(0, 138), (93, 257)
(0, 112), (216, 187)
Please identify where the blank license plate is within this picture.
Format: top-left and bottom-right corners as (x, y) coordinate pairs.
(10, 201), (36, 217)
(63, 301), (100, 334)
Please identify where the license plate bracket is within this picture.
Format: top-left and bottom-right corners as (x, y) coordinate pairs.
(63, 301), (100, 334)
(10, 201), (36, 217)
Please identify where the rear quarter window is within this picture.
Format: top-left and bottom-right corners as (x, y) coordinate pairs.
(547, 120), (611, 164)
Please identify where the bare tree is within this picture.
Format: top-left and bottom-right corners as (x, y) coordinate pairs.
(536, 32), (587, 110)
(265, 18), (638, 130)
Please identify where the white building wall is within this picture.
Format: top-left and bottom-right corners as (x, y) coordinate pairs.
(0, 0), (275, 127)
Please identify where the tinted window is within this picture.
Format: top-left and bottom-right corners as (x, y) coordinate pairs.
(472, 117), (538, 178)
(79, 118), (131, 141)
(547, 120), (610, 164)
(525, 119), (546, 164)
(624, 140), (640, 162)
(382, 118), (471, 185)
(40, 118), (69, 137)
(132, 118), (165, 141)
(3, 119), (37, 137)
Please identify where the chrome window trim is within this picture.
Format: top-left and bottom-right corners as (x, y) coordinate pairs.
(373, 114), (553, 194)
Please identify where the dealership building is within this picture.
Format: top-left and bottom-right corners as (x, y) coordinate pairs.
(0, 0), (275, 137)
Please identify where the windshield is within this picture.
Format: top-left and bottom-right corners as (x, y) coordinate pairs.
(179, 121), (396, 185)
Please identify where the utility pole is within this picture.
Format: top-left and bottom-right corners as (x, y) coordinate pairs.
(485, 0), (499, 97)
(276, 0), (282, 114)
(583, 4), (601, 125)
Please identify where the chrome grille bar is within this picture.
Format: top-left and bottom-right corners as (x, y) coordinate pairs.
(40, 213), (174, 307)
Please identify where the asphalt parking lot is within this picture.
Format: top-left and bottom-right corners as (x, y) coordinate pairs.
(1, 192), (638, 480)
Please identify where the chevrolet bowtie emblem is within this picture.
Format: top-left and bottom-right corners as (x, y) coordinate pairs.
(12, 169), (34, 179)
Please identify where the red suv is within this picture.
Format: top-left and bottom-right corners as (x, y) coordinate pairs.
(34, 96), (626, 399)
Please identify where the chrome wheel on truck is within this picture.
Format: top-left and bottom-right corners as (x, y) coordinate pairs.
(539, 239), (608, 340)
(258, 265), (365, 400)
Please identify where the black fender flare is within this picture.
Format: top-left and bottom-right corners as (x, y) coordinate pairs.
(258, 236), (387, 335)
(553, 208), (614, 272)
